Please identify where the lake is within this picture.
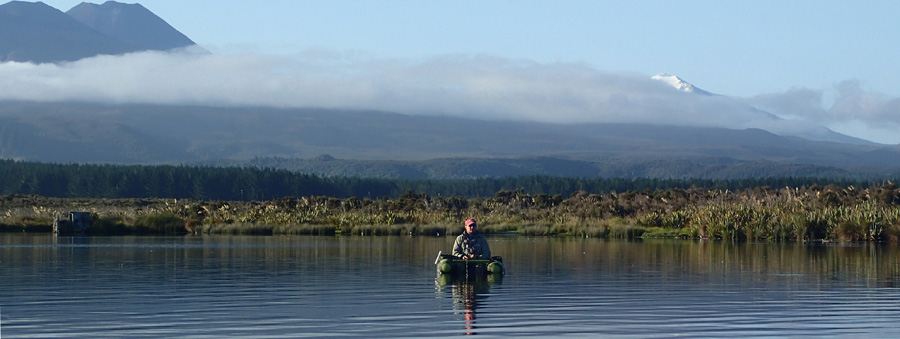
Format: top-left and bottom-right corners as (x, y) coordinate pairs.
(3, 234), (900, 338)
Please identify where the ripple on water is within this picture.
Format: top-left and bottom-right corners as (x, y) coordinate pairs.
(5, 236), (900, 337)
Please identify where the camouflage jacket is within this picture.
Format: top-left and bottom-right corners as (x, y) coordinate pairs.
(452, 232), (491, 259)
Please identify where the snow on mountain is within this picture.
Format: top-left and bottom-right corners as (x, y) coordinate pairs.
(652, 73), (713, 95)
(650, 73), (877, 145)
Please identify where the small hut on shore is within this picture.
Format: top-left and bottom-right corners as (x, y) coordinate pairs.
(53, 212), (91, 234)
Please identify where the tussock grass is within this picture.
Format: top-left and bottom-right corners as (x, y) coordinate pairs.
(4, 182), (900, 241)
(276, 224), (337, 236)
(133, 213), (186, 235)
(0, 215), (53, 232)
(201, 223), (275, 235)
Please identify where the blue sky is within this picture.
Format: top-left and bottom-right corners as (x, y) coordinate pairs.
(21, 1), (900, 143)
(38, 0), (898, 97)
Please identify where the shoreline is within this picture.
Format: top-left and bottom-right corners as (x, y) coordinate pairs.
(3, 184), (900, 242)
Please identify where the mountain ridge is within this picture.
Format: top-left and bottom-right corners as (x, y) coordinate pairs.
(1, 100), (898, 179)
(66, 1), (197, 51)
(652, 73), (713, 95)
(1, 2), (896, 180)
(0, 1), (140, 62)
(651, 72), (876, 146)
(0, 0), (198, 63)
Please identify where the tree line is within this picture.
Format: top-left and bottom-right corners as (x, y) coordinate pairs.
(0, 159), (884, 200)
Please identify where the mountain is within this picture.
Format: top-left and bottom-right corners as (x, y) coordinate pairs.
(1, 2), (895, 179)
(1, 101), (899, 179)
(0, 1), (140, 63)
(652, 73), (713, 95)
(0, 1), (198, 63)
(651, 73), (876, 146)
(66, 1), (196, 51)
(0, 114), (190, 163)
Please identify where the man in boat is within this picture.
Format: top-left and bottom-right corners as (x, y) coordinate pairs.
(452, 218), (491, 260)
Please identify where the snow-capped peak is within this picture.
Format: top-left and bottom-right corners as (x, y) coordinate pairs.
(652, 73), (711, 95)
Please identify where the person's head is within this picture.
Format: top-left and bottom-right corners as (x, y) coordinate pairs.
(464, 218), (477, 234)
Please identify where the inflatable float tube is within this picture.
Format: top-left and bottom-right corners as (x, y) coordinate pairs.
(434, 251), (504, 278)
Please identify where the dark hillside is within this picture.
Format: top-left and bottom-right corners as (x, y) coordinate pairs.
(66, 1), (197, 51)
(0, 1), (139, 63)
(2, 101), (900, 179)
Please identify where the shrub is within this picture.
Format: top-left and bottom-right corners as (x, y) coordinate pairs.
(133, 213), (187, 235)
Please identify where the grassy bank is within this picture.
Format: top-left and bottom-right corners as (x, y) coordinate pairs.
(2, 182), (900, 241)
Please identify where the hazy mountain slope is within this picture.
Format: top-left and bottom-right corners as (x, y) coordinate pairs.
(66, 1), (197, 51)
(1, 101), (900, 180)
(652, 73), (876, 146)
(0, 107), (191, 163)
(4, 2), (892, 179)
(0, 1), (139, 63)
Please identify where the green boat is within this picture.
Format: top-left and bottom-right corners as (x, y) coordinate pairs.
(434, 251), (504, 280)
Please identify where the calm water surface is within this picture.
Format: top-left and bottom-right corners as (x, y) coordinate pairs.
(3, 234), (900, 338)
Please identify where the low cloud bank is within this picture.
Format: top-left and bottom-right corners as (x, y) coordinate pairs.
(746, 80), (900, 143)
(1, 50), (896, 143)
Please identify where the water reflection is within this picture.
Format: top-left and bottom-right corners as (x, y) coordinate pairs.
(436, 277), (498, 336)
(490, 237), (900, 289)
(5, 234), (900, 337)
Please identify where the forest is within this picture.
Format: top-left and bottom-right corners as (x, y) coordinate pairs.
(0, 159), (871, 200)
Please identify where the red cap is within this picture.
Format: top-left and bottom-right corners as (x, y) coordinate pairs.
(465, 218), (477, 227)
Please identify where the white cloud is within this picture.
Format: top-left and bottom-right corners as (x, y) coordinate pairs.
(3, 49), (896, 144)
(745, 80), (900, 144)
(830, 80), (900, 125)
(745, 87), (827, 121)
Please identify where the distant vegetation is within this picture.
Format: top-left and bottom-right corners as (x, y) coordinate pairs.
(2, 183), (900, 243)
(0, 159), (877, 200)
(205, 155), (899, 181)
(2, 159), (900, 242)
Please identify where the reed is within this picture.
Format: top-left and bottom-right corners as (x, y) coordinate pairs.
(642, 227), (691, 239)
(89, 215), (130, 235)
(608, 223), (646, 239)
(274, 224), (337, 236)
(0, 215), (53, 232)
(132, 213), (186, 235)
(521, 224), (554, 236)
(202, 223), (275, 235)
(345, 223), (412, 236)
(4, 182), (900, 241)
(415, 224), (453, 237)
